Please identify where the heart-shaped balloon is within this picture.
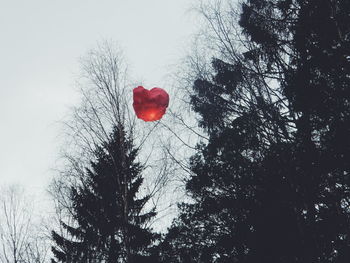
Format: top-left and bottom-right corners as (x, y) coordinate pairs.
(133, 86), (169, 122)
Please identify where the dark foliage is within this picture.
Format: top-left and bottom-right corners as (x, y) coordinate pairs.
(159, 0), (350, 262)
(51, 126), (158, 263)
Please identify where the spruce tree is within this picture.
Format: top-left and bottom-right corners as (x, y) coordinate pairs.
(160, 0), (350, 262)
(51, 126), (158, 263)
(240, 0), (350, 261)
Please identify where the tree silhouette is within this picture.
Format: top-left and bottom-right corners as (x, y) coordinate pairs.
(159, 0), (350, 262)
(51, 126), (158, 263)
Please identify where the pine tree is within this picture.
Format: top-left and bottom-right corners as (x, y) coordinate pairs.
(51, 126), (158, 263)
(160, 0), (350, 262)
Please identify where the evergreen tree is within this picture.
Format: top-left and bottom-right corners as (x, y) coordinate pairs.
(51, 126), (158, 263)
(240, 0), (350, 261)
(160, 0), (350, 262)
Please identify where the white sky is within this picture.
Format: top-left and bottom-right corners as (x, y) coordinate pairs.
(0, 0), (198, 195)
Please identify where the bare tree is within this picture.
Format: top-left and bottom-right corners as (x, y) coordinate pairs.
(49, 41), (177, 252)
(162, 0), (296, 169)
(0, 185), (49, 263)
(0, 185), (31, 263)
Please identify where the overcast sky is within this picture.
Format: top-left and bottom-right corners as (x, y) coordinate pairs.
(0, 0), (198, 196)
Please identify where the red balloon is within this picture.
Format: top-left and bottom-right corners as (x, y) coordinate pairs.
(133, 86), (169, 122)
